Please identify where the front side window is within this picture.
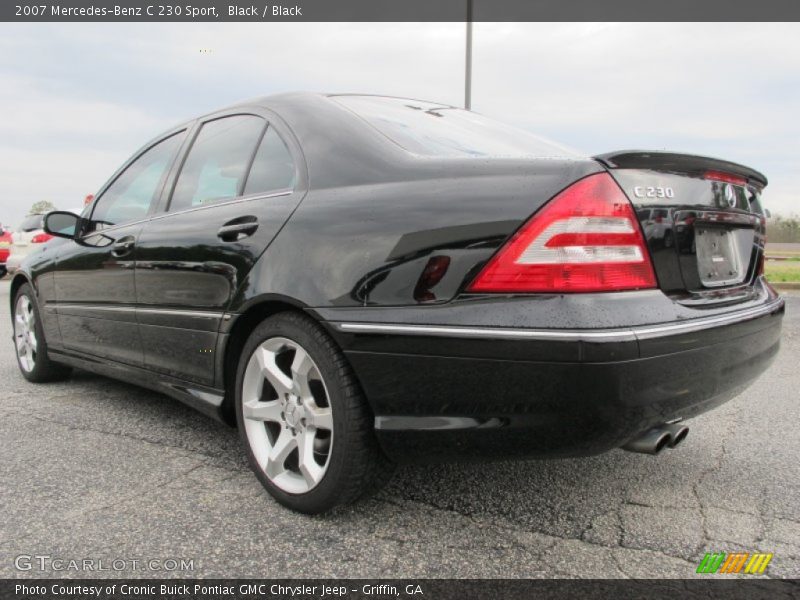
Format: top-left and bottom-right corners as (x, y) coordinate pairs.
(91, 132), (185, 230)
(243, 126), (296, 195)
(170, 115), (265, 212)
(333, 95), (581, 159)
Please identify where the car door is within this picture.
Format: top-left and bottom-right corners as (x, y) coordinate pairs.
(54, 129), (187, 365)
(134, 110), (305, 386)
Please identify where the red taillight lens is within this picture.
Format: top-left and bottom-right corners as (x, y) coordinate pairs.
(704, 170), (747, 186)
(468, 173), (657, 293)
(31, 233), (53, 244)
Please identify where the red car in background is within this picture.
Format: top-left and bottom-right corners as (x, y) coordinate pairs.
(0, 225), (13, 277)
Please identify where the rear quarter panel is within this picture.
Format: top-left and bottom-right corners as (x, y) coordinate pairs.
(230, 158), (602, 310)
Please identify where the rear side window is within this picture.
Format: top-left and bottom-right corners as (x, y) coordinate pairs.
(332, 95), (581, 159)
(91, 131), (185, 229)
(170, 115), (265, 211)
(243, 126), (296, 195)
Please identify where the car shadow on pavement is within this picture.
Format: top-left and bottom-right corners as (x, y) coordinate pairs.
(57, 367), (712, 540)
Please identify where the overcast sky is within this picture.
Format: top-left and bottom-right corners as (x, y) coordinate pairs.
(1, 22), (798, 228)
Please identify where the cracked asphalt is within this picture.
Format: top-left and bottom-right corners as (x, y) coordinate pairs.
(0, 279), (798, 579)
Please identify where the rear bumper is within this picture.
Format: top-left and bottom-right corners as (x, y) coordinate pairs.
(324, 293), (784, 463)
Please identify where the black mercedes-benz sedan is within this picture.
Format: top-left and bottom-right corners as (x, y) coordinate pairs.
(11, 93), (784, 513)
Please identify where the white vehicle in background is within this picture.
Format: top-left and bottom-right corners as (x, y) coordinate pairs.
(636, 206), (674, 248)
(5, 208), (83, 274)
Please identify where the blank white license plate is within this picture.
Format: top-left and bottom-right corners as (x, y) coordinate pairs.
(695, 227), (744, 287)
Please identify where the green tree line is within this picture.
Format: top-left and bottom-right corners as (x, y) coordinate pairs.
(767, 216), (800, 243)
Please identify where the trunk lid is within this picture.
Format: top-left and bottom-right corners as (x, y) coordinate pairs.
(595, 151), (768, 304)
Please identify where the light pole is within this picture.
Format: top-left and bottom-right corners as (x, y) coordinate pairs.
(465, 0), (473, 110)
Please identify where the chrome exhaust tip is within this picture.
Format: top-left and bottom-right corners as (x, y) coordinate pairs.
(663, 423), (689, 448)
(622, 427), (673, 455)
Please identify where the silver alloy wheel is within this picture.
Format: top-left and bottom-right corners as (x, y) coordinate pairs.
(242, 337), (334, 494)
(14, 295), (37, 373)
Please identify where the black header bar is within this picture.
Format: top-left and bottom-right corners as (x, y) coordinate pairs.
(4, 0), (800, 22)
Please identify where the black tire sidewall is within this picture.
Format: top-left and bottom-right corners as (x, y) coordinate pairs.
(234, 313), (362, 514)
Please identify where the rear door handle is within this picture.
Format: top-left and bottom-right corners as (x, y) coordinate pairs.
(112, 235), (136, 257)
(217, 216), (259, 241)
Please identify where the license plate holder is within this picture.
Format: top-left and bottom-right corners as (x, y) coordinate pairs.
(695, 226), (744, 287)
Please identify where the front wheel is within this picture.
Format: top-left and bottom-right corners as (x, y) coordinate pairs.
(13, 283), (71, 382)
(235, 312), (394, 513)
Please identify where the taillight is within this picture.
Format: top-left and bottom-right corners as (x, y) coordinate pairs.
(31, 233), (53, 244)
(704, 170), (747, 186)
(468, 173), (657, 293)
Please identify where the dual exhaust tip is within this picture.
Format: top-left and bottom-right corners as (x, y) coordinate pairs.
(623, 423), (689, 455)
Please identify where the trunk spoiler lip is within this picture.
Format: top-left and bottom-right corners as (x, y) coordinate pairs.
(593, 150), (768, 189)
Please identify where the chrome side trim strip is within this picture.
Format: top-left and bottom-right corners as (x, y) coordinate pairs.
(138, 307), (223, 320)
(631, 298), (784, 340)
(334, 298), (784, 343)
(52, 304), (224, 320)
(337, 322), (636, 342)
(54, 304), (137, 313)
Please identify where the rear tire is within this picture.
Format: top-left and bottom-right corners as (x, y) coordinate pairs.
(235, 311), (394, 514)
(13, 283), (72, 383)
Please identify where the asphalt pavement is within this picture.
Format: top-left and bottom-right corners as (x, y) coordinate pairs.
(0, 280), (798, 579)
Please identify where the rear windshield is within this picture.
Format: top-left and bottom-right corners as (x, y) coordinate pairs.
(19, 215), (44, 232)
(332, 95), (581, 159)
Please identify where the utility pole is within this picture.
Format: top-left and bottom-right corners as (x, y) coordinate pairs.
(465, 0), (473, 110)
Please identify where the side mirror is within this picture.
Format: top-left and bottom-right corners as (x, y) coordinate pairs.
(764, 208), (772, 219)
(43, 211), (81, 239)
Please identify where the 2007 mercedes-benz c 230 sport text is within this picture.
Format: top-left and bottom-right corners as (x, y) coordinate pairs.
(10, 93), (784, 513)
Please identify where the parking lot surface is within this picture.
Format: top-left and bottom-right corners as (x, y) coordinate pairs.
(0, 280), (798, 579)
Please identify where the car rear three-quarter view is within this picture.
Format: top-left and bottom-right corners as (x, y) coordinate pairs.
(10, 93), (784, 513)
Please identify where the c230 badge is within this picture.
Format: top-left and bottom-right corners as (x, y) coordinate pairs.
(633, 186), (675, 199)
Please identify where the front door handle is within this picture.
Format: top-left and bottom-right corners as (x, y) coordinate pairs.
(112, 235), (136, 257)
(217, 216), (259, 242)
